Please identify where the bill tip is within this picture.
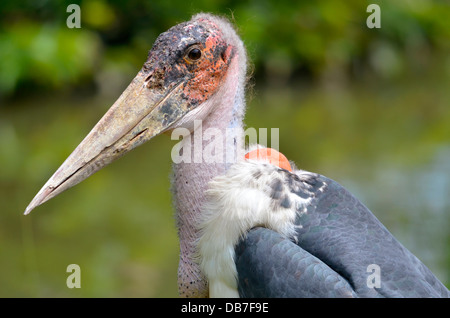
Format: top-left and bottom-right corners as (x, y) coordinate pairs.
(24, 204), (34, 215)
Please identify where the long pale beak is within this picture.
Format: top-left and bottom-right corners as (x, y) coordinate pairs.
(25, 70), (191, 215)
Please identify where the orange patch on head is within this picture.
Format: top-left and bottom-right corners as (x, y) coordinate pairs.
(245, 148), (292, 172)
(181, 31), (233, 106)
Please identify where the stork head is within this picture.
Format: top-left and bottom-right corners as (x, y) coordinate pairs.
(25, 13), (246, 215)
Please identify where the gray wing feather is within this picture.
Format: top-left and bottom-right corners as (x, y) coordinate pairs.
(235, 227), (357, 298)
(235, 170), (450, 297)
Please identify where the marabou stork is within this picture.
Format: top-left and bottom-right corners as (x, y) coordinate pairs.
(25, 13), (449, 298)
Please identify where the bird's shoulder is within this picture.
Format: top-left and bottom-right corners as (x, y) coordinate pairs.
(197, 159), (316, 297)
(204, 160), (450, 297)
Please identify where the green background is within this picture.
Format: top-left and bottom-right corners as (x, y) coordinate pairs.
(1, 0), (449, 297)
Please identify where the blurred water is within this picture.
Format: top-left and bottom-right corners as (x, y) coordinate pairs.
(1, 81), (449, 296)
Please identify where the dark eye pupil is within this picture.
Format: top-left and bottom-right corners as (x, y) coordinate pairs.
(188, 48), (201, 60)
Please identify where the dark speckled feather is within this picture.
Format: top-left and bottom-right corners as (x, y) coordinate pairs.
(235, 171), (450, 298)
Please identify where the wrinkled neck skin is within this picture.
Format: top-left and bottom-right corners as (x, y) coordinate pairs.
(171, 55), (245, 297)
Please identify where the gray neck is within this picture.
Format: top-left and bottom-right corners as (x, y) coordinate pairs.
(171, 58), (245, 297)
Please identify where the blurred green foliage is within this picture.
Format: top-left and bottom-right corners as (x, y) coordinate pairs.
(0, 0), (449, 297)
(1, 0), (449, 97)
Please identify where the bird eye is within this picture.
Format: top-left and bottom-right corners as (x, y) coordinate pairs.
(187, 47), (202, 61)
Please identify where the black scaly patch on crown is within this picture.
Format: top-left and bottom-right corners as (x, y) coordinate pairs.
(143, 22), (209, 91)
